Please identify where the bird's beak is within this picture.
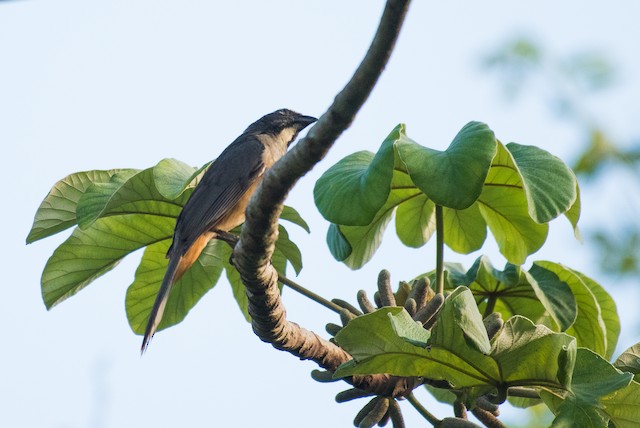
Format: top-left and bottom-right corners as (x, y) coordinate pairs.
(295, 115), (318, 129)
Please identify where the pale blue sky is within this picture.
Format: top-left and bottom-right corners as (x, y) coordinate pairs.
(2, 1), (639, 427)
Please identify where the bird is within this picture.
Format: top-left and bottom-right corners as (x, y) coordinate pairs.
(141, 109), (317, 353)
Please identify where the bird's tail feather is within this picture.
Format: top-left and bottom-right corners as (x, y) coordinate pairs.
(141, 255), (181, 354)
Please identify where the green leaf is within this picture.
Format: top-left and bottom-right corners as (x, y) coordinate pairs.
(571, 269), (619, 360)
(601, 379), (640, 428)
(395, 194), (435, 248)
(541, 348), (633, 428)
(507, 143), (578, 223)
(327, 169), (418, 269)
(550, 401), (608, 428)
(326, 224), (351, 262)
(314, 126), (399, 225)
(125, 239), (224, 334)
(76, 166), (188, 230)
(532, 262), (607, 357)
(224, 254), (251, 322)
(433, 287), (491, 355)
(26, 169), (138, 243)
(442, 204), (487, 254)
(395, 121), (497, 209)
(570, 348), (631, 403)
(491, 316), (576, 387)
(153, 158), (200, 200)
(279, 205), (310, 233)
(614, 343), (640, 382)
(477, 141), (548, 264)
(526, 265), (577, 333)
(273, 225), (303, 275)
(565, 183), (582, 240)
(42, 214), (174, 309)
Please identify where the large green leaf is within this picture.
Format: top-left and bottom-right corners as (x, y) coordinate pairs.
(125, 239), (225, 334)
(531, 262), (608, 357)
(491, 316), (576, 387)
(524, 268), (576, 332)
(431, 287), (491, 355)
(314, 126), (399, 225)
(327, 170), (419, 269)
(442, 204), (487, 254)
(571, 269), (619, 360)
(42, 214), (174, 309)
(76, 165), (189, 229)
(507, 143), (578, 223)
(152, 158), (201, 200)
(614, 343), (640, 382)
(395, 121), (497, 209)
(541, 348), (633, 427)
(395, 194), (435, 248)
(477, 141), (549, 264)
(279, 205), (311, 233)
(601, 379), (640, 427)
(26, 169), (138, 243)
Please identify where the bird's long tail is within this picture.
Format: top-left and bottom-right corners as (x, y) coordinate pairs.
(141, 255), (181, 354)
(141, 233), (213, 353)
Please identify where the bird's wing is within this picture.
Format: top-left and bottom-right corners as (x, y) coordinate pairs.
(170, 136), (265, 256)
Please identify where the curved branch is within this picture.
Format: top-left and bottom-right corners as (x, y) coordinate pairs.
(233, 0), (414, 396)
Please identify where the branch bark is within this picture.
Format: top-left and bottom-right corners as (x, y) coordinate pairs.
(233, 0), (415, 396)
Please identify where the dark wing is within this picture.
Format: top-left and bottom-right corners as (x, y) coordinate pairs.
(169, 135), (265, 257)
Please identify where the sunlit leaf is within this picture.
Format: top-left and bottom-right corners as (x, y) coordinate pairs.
(601, 380), (640, 428)
(76, 166), (189, 229)
(395, 194), (435, 248)
(314, 126), (399, 225)
(541, 348), (633, 428)
(327, 170), (417, 269)
(532, 262), (607, 357)
(395, 121), (496, 209)
(491, 316), (576, 387)
(42, 214), (174, 309)
(442, 204), (487, 254)
(507, 143), (577, 224)
(280, 205), (311, 233)
(614, 343), (640, 382)
(477, 142), (548, 264)
(125, 239), (225, 334)
(26, 169), (138, 243)
(153, 158), (200, 200)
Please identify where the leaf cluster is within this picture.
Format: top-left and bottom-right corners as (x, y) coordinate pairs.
(26, 159), (307, 331)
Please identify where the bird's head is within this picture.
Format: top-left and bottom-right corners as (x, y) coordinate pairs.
(245, 109), (317, 146)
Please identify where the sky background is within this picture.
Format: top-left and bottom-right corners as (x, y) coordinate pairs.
(2, 1), (639, 427)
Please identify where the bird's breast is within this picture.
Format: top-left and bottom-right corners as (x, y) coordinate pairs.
(256, 131), (293, 167)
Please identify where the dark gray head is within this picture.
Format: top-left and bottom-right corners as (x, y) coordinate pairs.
(244, 109), (317, 144)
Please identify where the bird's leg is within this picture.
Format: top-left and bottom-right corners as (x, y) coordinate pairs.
(213, 229), (240, 246)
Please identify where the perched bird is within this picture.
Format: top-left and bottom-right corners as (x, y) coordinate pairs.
(141, 109), (317, 352)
